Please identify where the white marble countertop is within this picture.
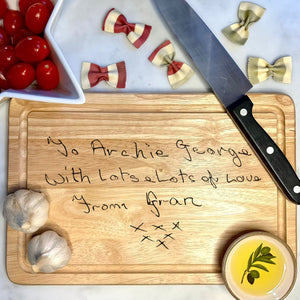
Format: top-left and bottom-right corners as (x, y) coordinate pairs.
(1, 0), (300, 299)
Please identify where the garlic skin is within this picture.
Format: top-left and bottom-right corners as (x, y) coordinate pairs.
(28, 230), (71, 273)
(3, 189), (49, 233)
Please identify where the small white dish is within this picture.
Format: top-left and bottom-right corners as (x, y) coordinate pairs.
(0, 0), (85, 104)
(222, 231), (297, 300)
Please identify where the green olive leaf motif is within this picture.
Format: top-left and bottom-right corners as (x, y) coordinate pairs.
(241, 243), (276, 285)
(253, 243), (263, 259)
(252, 264), (269, 272)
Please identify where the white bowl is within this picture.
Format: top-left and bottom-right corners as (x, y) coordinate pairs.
(222, 231), (297, 300)
(0, 0), (85, 104)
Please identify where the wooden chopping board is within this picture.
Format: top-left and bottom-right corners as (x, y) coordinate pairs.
(6, 93), (297, 285)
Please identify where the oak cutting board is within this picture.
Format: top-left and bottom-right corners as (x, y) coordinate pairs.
(6, 93), (297, 285)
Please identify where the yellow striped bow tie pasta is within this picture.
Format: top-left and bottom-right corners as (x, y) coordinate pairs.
(222, 2), (266, 45)
(247, 56), (292, 84)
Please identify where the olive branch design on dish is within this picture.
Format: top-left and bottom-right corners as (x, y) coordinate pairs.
(241, 243), (276, 285)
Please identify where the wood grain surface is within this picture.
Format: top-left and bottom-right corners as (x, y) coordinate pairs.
(6, 93), (297, 285)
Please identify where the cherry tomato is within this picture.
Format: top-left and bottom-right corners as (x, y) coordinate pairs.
(0, 45), (17, 68)
(25, 3), (50, 34)
(6, 62), (35, 89)
(36, 60), (59, 90)
(11, 28), (32, 45)
(0, 0), (8, 18)
(0, 26), (11, 46)
(15, 36), (50, 62)
(0, 66), (10, 90)
(3, 10), (25, 35)
(19, 0), (54, 14)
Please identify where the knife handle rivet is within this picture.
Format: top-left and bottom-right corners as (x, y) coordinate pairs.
(293, 186), (300, 194)
(266, 146), (274, 155)
(240, 108), (248, 116)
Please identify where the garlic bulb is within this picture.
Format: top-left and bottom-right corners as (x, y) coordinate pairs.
(28, 230), (71, 273)
(3, 189), (49, 233)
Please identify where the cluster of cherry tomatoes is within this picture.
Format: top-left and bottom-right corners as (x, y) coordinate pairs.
(0, 0), (59, 91)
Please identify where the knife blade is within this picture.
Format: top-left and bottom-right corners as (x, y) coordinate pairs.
(153, 0), (300, 204)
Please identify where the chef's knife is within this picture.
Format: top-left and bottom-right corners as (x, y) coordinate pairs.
(153, 0), (300, 204)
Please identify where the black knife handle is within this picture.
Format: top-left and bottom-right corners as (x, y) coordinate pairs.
(227, 95), (300, 204)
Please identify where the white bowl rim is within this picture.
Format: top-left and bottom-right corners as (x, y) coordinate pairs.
(222, 231), (297, 300)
